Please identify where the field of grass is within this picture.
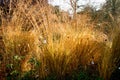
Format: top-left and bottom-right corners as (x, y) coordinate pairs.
(0, 0), (120, 80)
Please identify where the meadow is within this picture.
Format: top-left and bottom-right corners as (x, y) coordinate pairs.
(0, 0), (120, 80)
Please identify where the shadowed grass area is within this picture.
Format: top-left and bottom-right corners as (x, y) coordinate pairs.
(99, 27), (120, 80)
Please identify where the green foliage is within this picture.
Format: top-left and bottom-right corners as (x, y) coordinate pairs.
(44, 70), (104, 80)
(45, 74), (57, 80)
(71, 71), (103, 80)
(28, 57), (41, 68)
(21, 70), (38, 80)
(6, 57), (41, 80)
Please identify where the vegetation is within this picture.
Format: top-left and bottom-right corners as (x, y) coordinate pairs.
(0, 0), (120, 80)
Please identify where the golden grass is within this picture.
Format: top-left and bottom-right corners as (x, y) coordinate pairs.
(99, 27), (120, 80)
(3, 26), (40, 72)
(36, 26), (107, 79)
(0, 0), (117, 80)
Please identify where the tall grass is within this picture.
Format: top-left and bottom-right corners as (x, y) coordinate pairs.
(99, 26), (120, 80)
(0, 0), (117, 80)
(2, 26), (41, 79)
(38, 26), (107, 79)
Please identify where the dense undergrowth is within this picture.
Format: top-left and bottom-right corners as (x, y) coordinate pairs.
(0, 0), (120, 80)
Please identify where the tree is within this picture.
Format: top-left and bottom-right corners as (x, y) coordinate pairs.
(70, 0), (79, 18)
(103, 0), (120, 21)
